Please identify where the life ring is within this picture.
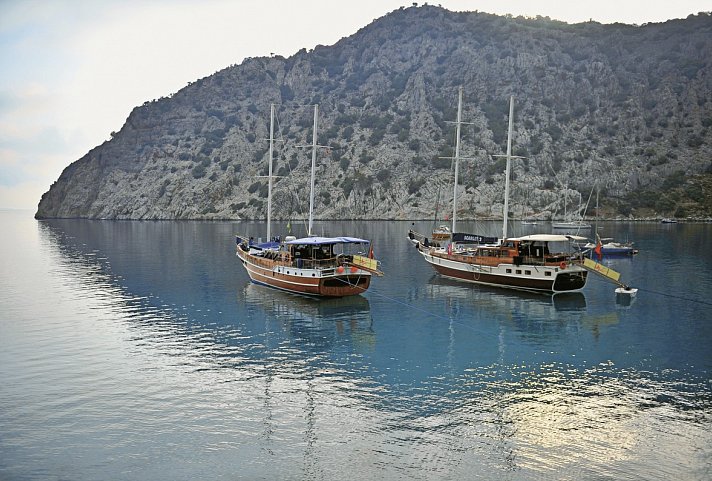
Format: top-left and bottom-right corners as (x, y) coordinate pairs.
(559, 261), (567, 270)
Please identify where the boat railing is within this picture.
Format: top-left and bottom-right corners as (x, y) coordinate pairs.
(291, 255), (349, 270)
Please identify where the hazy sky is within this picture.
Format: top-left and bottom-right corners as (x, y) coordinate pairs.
(1, 0), (709, 210)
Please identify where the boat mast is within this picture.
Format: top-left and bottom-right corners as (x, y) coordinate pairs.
(267, 103), (275, 241)
(451, 87), (463, 234)
(502, 95), (514, 240)
(595, 182), (599, 240)
(563, 185), (567, 221)
(308, 104), (318, 236)
(433, 185), (441, 232)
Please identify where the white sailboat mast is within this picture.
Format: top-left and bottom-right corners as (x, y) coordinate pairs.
(267, 103), (275, 241)
(308, 104), (318, 236)
(502, 95), (514, 240)
(451, 87), (463, 234)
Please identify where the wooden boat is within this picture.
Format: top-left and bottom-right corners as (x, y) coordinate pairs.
(407, 87), (483, 248)
(236, 235), (381, 297)
(431, 224), (451, 241)
(418, 233), (588, 293)
(406, 223), (451, 248)
(415, 95), (588, 294)
(236, 104), (382, 297)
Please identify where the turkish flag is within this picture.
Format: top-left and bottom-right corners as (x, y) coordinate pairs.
(594, 240), (602, 260)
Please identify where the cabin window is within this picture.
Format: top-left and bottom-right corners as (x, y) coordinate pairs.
(545, 271), (552, 276)
(525, 270), (531, 275)
(506, 268), (512, 273)
(516, 269), (522, 275)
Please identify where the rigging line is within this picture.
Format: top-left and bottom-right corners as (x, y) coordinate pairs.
(364, 286), (454, 324)
(331, 276), (463, 325)
(336, 277), (450, 325)
(587, 275), (712, 306)
(278, 142), (309, 236)
(634, 286), (712, 306)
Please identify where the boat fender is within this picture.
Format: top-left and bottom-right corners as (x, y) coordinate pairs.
(559, 261), (567, 270)
(337, 266), (345, 273)
(350, 266), (358, 273)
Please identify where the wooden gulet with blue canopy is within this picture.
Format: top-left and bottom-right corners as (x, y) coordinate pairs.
(235, 104), (382, 297)
(236, 235), (382, 297)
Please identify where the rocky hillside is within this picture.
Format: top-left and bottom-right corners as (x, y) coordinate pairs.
(36, 6), (712, 220)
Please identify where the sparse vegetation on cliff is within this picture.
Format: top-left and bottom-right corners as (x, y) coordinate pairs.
(36, 6), (712, 220)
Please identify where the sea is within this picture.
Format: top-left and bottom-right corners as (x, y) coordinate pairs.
(1, 209), (711, 481)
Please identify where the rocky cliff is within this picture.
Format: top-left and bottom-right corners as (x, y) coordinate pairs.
(36, 6), (712, 220)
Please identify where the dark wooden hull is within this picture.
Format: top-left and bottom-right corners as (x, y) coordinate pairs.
(236, 248), (371, 297)
(421, 251), (587, 293)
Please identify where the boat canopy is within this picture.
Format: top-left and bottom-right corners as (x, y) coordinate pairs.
(254, 241), (280, 249)
(508, 234), (587, 242)
(285, 236), (369, 245)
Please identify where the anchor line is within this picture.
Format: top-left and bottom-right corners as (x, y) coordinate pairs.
(332, 275), (454, 323)
(634, 287), (712, 306)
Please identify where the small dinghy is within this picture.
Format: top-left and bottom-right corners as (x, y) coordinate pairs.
(615, 286), (638, 297)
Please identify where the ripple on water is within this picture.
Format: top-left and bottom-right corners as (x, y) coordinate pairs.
(2, 216), (711, 480)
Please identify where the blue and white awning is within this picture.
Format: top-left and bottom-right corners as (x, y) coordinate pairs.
(285, 236), (369, 245)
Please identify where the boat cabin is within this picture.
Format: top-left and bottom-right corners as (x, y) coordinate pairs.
(444, 234), (581, 267)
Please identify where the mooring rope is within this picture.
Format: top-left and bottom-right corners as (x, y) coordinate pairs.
(634, 286), (712, 306)
(334, 275), (464, 324)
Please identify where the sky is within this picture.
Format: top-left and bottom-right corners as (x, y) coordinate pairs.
(1, 0), (709, 210)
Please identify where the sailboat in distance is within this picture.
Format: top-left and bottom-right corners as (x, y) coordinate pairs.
(414, 96), (589, 293)
(236, 104), (383, 297)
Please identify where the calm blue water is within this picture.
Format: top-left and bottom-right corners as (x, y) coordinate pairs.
(1, 210), (711, 480)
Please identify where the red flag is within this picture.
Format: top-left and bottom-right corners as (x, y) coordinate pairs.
(368, 244), (374, 259)
(447, 242), (452, 255)
(594, 238), (602, 260)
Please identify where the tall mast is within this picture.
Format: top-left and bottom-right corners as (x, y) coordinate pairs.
(267, 103), (275, 241)
(451, 86), (463, 234)
(502, 95), (514, 240)
(563, 186), (567, 220)
(595, 183), (599, 240)
(308, 104), (318, 236)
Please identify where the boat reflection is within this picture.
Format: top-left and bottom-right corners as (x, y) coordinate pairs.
(424, 275), (587, 313)
(615, 291), (637, 309)
(241, 283), (375, 351)
(422, 275), (626, 343)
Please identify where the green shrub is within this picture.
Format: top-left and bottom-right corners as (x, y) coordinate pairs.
(191, 164), (206, 178)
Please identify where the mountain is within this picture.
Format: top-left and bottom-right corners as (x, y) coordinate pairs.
(36, 5), (712, 221)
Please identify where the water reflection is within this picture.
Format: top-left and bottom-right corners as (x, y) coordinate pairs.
(425, 274), (588, 313)
(241, 283), (375, 352)
(421, 274), (624, 343)
(10, 217), (709, 480)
